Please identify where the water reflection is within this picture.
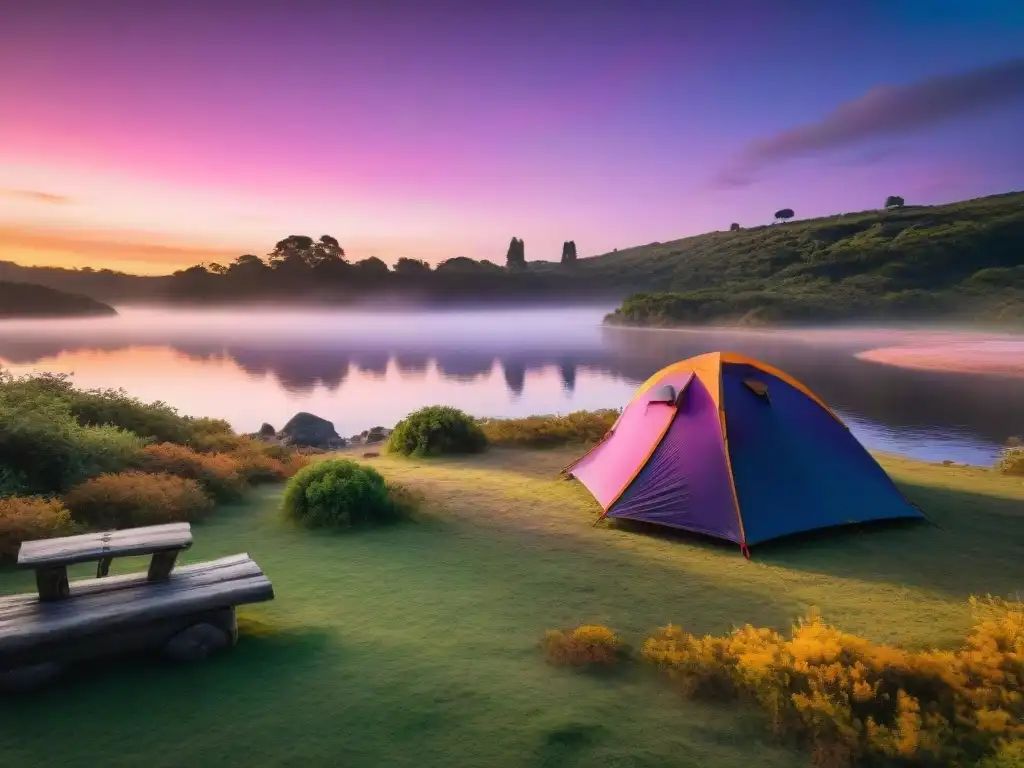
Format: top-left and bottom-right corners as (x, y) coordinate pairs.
(0, 307), (1021, 465)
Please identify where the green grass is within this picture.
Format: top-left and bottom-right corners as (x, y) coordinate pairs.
(594, 191), (1024, 326)
(1, 448), (1023, 767)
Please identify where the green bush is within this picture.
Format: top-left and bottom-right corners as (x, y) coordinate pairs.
(64, 471), (213, 528)
(478, 410), (619, 448)
(386, 405), (487, 457)
(995, 447), (1024, 476)
(0, 380), (146, 493)
(282, 459), (410, 528)
(0, 496), (79, 562)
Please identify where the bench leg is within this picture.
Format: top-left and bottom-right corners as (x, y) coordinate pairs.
(148, 550), (179, 581)
(36, 566), (70, 602)
(96, 556), (113, 578)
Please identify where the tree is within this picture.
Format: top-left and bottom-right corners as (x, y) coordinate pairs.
(730, 222), (741, 231)
(506, 237), (525, 269)
(310, 235), (346, 267)
(560, 240), (578, 265)
(268, 235), (316, 271)
(774, 208), (795, 223)
(207, 262), (228, 275)
(885, 195), (905, 209)
(352, 256), (390, 278)
(393, 257), (432, 276)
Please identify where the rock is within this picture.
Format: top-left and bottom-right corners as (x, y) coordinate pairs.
(365, 426), (390, 444)
(258, 422), (276, 438)
(0, 661), (64, 692)
(362, 452), (380, 459)
(280, 412), (340, 448)
(163, 622), (230, 662)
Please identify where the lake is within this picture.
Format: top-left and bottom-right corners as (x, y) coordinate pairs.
(1, 306), (1022, 466)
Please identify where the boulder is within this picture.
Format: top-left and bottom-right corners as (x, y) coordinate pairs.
(163, 622), (230, 662)
(258, 422), (276, 438)
(280, 412), (340, 448)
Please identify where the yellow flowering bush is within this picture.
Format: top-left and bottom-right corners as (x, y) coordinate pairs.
(542, 624), (629, 668)
(642, 597), (1024, 767)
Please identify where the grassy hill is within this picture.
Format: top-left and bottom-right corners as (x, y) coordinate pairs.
(592, 192), (1024, 327)
(0, 281), (117, 319)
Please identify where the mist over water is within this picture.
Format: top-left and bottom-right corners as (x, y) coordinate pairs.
(1, 306), (1022, 466)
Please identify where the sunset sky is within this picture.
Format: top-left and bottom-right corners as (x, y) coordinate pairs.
(1, 1), (1023, 275)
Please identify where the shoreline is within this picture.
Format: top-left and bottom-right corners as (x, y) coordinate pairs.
(856, 342), (1024, 379)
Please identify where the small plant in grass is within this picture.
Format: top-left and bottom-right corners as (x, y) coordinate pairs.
(386, 405), (487, 457)
(134, 442), (246, 501)
(64, 471), (214, 528)
(542, 625), (630, 668)
(282, 459), (411, 528)
(995, 447), (1024, 476)
(0, 496), (79, 562)
(478, 409), (619, 448)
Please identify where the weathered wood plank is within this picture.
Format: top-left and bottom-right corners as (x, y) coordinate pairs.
(0, 555), (262, 623)
(0, 554), (253, 613)
(0, 576), (274, 654)
(17, 523), (192, 569)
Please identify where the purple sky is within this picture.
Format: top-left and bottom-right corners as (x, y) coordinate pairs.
(1, 0), (1022, 273)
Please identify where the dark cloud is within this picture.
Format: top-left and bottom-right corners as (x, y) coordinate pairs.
(0, 188), (73, 204)
(716, 58), (1024, 188)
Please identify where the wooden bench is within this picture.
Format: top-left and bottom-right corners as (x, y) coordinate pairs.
(0, 523), (274, 691)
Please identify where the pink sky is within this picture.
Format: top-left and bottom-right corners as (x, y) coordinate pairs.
(1, 2), (1021, 275)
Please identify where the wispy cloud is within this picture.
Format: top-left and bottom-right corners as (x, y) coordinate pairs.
(715, 58), (1024, 188)
(0, 188), (73, 205)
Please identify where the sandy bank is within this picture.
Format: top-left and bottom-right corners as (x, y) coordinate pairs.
(857, 340), (1024, 379)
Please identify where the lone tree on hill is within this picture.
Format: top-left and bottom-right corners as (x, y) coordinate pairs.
(885, 195), (905, 209)
(506, 237), (526, 269)
(774, 208), (795, 223)
(560, 240), (578, 265)
(729, 222), (741, 231)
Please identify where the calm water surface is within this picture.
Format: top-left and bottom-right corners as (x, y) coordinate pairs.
(1, 306), (1022, 466)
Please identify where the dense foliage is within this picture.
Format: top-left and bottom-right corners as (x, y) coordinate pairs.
(478, 409), (618, 448)
(642, 598), (1024, 767)
(601, 192), (1024, 326)
(387, 406), (488, 457)
(0, 281), (116, 318)
(0, 370), (306, 560)
(281, 459), (411, 528)
(65, 471), (214, 528)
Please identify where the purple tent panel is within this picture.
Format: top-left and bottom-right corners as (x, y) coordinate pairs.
(569, 371), (694, 509)
(608, 376), (741, 543)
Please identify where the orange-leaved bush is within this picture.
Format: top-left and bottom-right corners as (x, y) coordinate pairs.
(134, 442), (246, 501)
(642, 599), (1024, 767)
(542, 625), (629, 668)
(64, 471), (213, 528)
(0, 496), (78, 561)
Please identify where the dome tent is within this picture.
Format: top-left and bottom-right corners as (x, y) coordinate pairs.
(563, 352), (925, 557)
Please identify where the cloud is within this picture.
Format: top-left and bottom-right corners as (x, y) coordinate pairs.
(0, 188), (73, 204)
(716, 58), (1024, 188)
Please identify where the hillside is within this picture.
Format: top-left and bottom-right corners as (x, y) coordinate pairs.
(594, 191), (1024, 327)
(1, 191), (1022, 324)
(0, 281), (117, 319)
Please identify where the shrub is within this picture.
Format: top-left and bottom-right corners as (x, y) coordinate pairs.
(0, 496), (78, 562)
(134, 442), (246, 502)
(478, 410), (619, 448)
(642, 598), (1024, 767)
(281, 459), (407, 528)
(995, 447), (1024, 476)
(229, 440), (308, 484)
(64, 471), (213, 528)
(386, 405), (487, 457)
(979, 740), (1024, 767)
(184, 417), (247, 453)
(0, 380), (146, 493)
(542, 625), (629, 668)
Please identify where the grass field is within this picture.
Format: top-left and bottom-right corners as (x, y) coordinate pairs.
(1, 448), (1022, 768)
